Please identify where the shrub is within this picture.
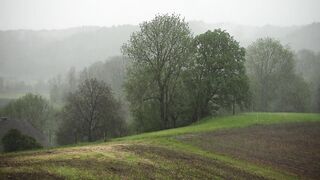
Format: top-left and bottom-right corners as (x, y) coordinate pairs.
(2, 129), (42, 152)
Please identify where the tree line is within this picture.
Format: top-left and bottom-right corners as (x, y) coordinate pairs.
(1, 14), (319, 146)
(123, 14), (249, 132)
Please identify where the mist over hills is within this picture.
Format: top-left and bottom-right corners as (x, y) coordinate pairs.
(189, 21), (320, 50)
(0, 22), (319, 82)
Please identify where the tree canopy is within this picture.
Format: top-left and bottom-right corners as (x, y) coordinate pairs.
(123, 14), (193, 131)
(246, 38), (310, 112)
(123, 15), (249, 132)
(57, 78), (126, 144)
(185, 29), (249, 121)
(0, 93), (55, 134)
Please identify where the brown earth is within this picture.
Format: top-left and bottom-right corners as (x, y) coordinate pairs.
(121, 144), (266, 180)
(177, 122), (320, 179)
(0, 143), (265, 180)
(0, 172), (64, 180)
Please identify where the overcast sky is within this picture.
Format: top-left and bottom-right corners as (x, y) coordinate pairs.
(0, 0), (319, 30)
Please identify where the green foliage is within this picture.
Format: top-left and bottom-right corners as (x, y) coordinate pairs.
(2, 93), (49, 130)
(273, 74), (310, 112)
(123, 14), (250, 133)
(295, 50), (320, 112)
(123, 14), (193, 131)
(1, 93), (53, 130)
(57, 78), (127, 145)
(2, 129), (42, 152)
(246, 38), (310, 112)
(184, 29), (249, 121)
(0, 93), (58, 145)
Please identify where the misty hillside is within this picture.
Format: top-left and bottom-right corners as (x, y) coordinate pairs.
(189, 21), (320, 50)
(1, 113), (320, 179)
(0, 25), (138, 82)
(0, 22), (319, 82)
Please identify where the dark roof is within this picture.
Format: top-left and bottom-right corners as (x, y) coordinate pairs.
(0, 118), (49, 151)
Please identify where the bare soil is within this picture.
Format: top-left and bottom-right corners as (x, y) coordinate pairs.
(0, 143), (265, 179)
(177, 122), (320, 179)
(121, 144), (266, 179)
(0, 172), (64, 180)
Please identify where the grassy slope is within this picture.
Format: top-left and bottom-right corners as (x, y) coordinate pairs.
(118, 112), (320, 140)
(1, 112), (320, 179)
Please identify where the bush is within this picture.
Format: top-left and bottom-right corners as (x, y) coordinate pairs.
(2, 129), (42, 152)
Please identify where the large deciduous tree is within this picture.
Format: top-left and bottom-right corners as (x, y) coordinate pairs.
(295, 50), (320, 112)
(122, 14), (193, 131)
(57, 78), (126, 144)
(246, 38), (310, 112)
(184, 30), (249, 121)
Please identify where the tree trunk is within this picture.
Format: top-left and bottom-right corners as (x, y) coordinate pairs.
(74, 131), (78, 144)
(232, 99), (235, 115)
(159, 86), (168, 128)
(171, 115), (177, 128)
(261, 79), (268, 111)
(192, 97), (201, 122)
(160, 94), (165, 127)
(104, 131), (107, 142)
(88, 127), (92, 142)
(193, 106), (200, 122)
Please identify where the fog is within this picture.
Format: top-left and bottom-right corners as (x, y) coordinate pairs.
(1, 2), (320, 178)
(1, 0), (320, 30)
(0, 0), (320, 145)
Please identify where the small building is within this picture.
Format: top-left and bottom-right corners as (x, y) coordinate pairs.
(0, 117), (49, 152)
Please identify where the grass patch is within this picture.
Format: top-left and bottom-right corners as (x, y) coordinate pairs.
(176, 121), (320, 179)
(152, 137), (297, 180)
(116, 112), (320, 141)
(1, 112), (320, 179)
(46, 166), (96, 180)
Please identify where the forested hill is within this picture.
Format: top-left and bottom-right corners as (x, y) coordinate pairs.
(189, 21), (320, 51)
(0, 22), (319, 81)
